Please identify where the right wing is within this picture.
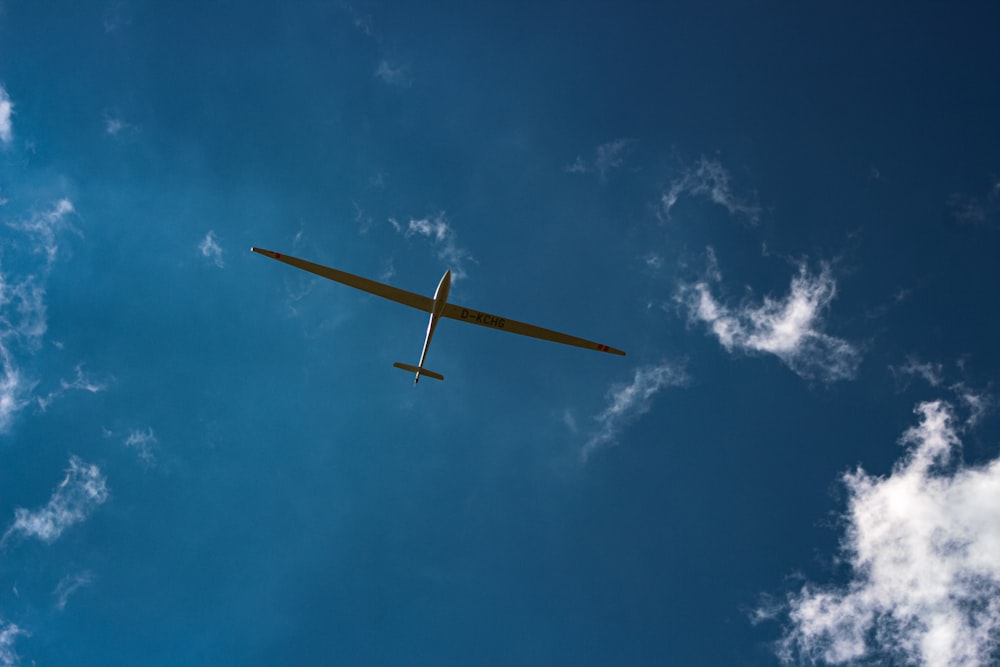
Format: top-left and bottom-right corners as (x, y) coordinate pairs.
(251, 247), (434, 313)
(441, 302), (625, 355)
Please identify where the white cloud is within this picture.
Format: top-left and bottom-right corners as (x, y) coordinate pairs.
(102, 112), (135, 138)
(0, 347), (31, 433)
(340, 2), (375, 36)
(892, 356), (945, 387)
(404, 212), (475, 281)
(774, 401), (1000, 667)
(60, 364), (107, 394)
(1, 456), (109, 546)
(353, 202), (374, 234)
(566, 138), (635, 181)
(678, 259), (860, 382)
(953, 384), (993, 428)
(53, 571), (95, 611)
(124, 427), (157, 465)
(583, 361), (688, 461)
(0, 276), (48, 431)
(0, 198), (81, 431)
(661, 156), (760, 224)
(6, 198), (75, 266)
(198, 230), (224, 268)
(0, 620), (25, 667)
(36, 364), (108, 411)
(0, 84), (12, 146)
(950, 180), (1000, 228)
(375, 60), (412, 88)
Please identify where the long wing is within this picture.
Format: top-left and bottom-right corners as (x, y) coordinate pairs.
(441, 302), (625, 355)
(251, 247), (434, 312)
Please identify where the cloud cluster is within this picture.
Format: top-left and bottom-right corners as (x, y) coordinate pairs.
(892, 356), (945, 387)
(0, 84), (12, 147)
(678, 259), (860, 382)
(7, 198), (75, 266)
(375, 60), (412, 88)
(198, 230), (224, 268)
(661, 156), (760, 224)
(53, 571), (95, 612)
(566, 138), (635, 180)
(399, 212), (475, 281)
(2, 456), (109, 545)
(774, 401), (1000, 667)
(950, 180), (1000, 229)
(583, 361), (688, 461)
(124, 426), (158, 466)
(0, 620), (24, 667)
(1, 198), (79, 431)
(36, 364), (108, 411)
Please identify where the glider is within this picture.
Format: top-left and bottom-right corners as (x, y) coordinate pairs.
(251, 247), (625, 383)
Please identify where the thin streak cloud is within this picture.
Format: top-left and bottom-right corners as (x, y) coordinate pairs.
(891, 356), (945, 387)
(771, 401), (1000, 667)
(403, 212), (475, 281)
(7, 198), (75, 266)
(124, 427), (158, 466)
(53, 571), (95, 611)
(198, 230), (224, 268)
(583, 361), (688, 461)
(678, 258), (860, 382)
(566, 138), (636, 181)
(1, 456), (109, 546)
(0, 84), (12, 146)
(1, 197), (79, 431)
(949, 180), (1000, 229)
(375, 60), (412, 88)
(661, 156), (760, 224)
(0, 620), (25, 667)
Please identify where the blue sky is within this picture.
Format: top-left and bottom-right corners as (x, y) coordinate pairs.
(2, 2), (1000, 665)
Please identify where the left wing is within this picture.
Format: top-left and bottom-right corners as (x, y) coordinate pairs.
(441, 303), (625, 355)
(251, 247), (434, 313)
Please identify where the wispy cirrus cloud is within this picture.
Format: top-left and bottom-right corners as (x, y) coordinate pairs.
(566, 138), (636, 181)
(0, 347), (30, 433)
(198, 230), (224, 268)
(1, 198), (80, 432)
(0, 273), (48, 431)
(375, 60), (412, 88)
(124, 427), (157, 466)
(102, 110), (136, 138)
(36, 364), (108, 411)
(0, 620), (25, 667)
(889, 357), (994, 427)
(950, 179), (1000, 229)
(339, 2), (375, 36)
(7, 198), (75, 266)
(402, 212), (475, 281)
(53, 571), (95, 611)
(0, 84), (12, 146)
(582, 361), (688, 461)
(661, 156), (760, 224)
(678, 256), (860, 382)
(1, 456), (109, 546)
(891, 356), (945, 387)
(769, 401), (1000, 667)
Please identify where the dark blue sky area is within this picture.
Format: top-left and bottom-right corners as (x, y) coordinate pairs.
(1, 3), (999, 666)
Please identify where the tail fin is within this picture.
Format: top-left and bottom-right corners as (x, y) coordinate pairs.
(393, 362), (444, 383)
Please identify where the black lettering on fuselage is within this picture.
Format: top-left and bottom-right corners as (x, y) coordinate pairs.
(459, 308), (506, 329)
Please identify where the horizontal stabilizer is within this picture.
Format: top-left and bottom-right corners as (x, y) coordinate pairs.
(393, 362), (444, 381)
